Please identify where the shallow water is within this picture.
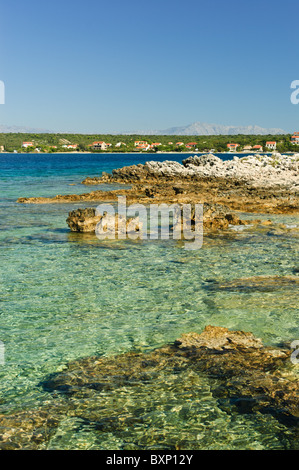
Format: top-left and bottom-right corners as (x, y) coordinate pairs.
(0, 153), (298, 449)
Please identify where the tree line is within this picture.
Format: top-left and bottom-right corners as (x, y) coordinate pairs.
(0, 132), (296, 153)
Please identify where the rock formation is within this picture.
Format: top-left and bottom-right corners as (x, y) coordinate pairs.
(17, 154), (299, 214)
(0, 325), (298, 449)
(66, 208), (143, 234)
(65, 203), (249, 234)
(83, 153), (299, 190)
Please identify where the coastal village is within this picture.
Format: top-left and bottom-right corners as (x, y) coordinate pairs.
(2, 132), (298, 153)
(19, 139), (278, 152)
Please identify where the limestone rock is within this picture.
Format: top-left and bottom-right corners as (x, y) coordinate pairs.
(174, 325), (263, 350)
(1, 325), (298, 449)
(66, 208), (143, 236)
(66, 208), (102, 232)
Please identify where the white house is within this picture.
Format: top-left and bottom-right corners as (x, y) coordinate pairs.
(135, 143), (150, 151)
(62, 144), (78, 150)
(91, 141), (108, 150)
(227, 143), (240, 152)
(134, 140), (148, 147)
(266, 141), (276, 150)
(22, 141), (34, 148)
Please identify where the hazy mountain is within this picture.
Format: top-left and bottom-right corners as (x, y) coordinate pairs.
(0, 125), (52, 133)
(0, 122), (287, 136)
(124, 122), (287, 136)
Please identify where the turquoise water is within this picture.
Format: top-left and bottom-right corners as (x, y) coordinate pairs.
(0, 153), (298, 449)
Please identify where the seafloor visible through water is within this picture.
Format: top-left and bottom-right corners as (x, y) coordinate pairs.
(0, 153), (298, 450)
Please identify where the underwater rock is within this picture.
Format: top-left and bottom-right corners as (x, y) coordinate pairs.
(208, 276), (299, 292)
(41, 325), (298, 423)
(175, 324), (264, 350)
(0, 325), (298, 449)
(0, 406), (64, 450)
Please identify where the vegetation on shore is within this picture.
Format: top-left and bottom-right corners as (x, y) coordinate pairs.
(0, 132), (297, 153)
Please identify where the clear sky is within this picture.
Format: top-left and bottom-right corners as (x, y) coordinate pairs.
(0, 0), (298, 133)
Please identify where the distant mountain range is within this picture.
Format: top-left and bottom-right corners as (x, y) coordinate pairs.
(123, 122), (287, 136)
(0, 125), (52, 133)
(0, 121), (287, 136)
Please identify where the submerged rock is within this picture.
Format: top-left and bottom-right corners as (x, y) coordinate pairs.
(175, 325), (264, 350)
(1, 325), (297, 450)
(208, 276), (299, 292)
(38, 325), (299, 427)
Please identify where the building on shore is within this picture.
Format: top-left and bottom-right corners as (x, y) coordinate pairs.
(134, 141), (148, 147)
(91, 141), (110, 150)
(291, 133), (299, 145)
(186, 142), (198, 148)
(62, 144), (78, 150)
(265, 141), (277, 150)
(135, 143), (150, 151)
(22, 142), (34, 148)
(227, 143), (240, 152)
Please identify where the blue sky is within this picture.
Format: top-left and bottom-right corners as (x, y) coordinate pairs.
(0, 0), (298, 133)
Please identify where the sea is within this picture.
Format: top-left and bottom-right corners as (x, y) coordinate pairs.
(0, 152), (298, 450)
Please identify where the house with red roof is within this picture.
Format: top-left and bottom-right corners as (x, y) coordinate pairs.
(62, 144), (78, 150)
(186, 142), (197, 147)
(149, 143), (162, 149)
(291, 134), (299, 145)
(134, 141), (148, 147)
(135, 143), (150, 151)
(227, 143), (240, 152)
(265, 141), (277, 150)
(22, 141), (34, 148)
(91, 141), (109, 150)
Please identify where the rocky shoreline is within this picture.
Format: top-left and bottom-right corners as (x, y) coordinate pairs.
(83, 153), (299, 188)
(17, 154), (299, 215)
(0, 325), (298, 449)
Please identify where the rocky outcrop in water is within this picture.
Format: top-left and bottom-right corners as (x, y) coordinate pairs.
(65, 203), (249, 234)
(84, 153), (299, 190)
(17, 154), (299, 214)
(66, 208), (143, 234)
(66, 208), (102, 232)
(0, 326), (298, 449)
